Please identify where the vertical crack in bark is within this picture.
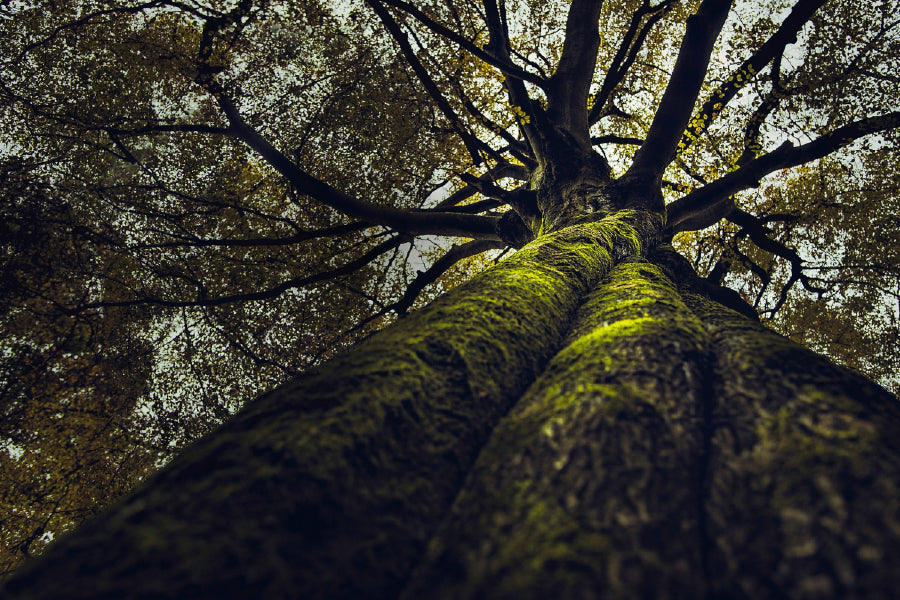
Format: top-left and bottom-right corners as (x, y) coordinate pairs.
(398, 259), (711, 598)
(395, 222), (630, 599)
(397, 271), (593, 598)
(651, 244), (717, 599)
(684, 292), (900, 598)
(694, 341), (716, 600)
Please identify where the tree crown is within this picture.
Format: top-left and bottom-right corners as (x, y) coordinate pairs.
(2, 0), (899, 575)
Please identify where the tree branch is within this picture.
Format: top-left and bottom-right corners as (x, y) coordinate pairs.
(546, 0), (605, 139)
(129, 222), (371, 250)
(387, 239), (506, 316)
(9, 1), (214, 65)
(626, 0), (733, 178)
(735, 93), (783, 166)
(78, 235), (412, 310)
(371, 0), (547, 87)
(106, 123), (231, 136)
(434, 163), (529, 209)
(455, 92), (534, 164)
(666, 111), (900, 232)
(208, 88), (501, 240)
(366, 0), (488, 165)
(588, 0), (678, 125)
(482, 0), (546, 153)
(677, 0), (826, 156)
(729, 211), (825, 315)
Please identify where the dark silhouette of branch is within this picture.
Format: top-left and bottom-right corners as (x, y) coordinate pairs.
(387, 239), (506, 315)
(734, 33), (797, 166)
(443, 199), (505, 214)
(456, 170), (518, 201)
(482, 0), (545, 154)
(677, 0), (827, 156)
(197, 309), (299, 377)
(666, 111), (900, 232)
(735, 93), (784, 166)
(430, 164), (527, 213)
(546, 0), (605, 139)
(77, 235), (412, 311)
(369, 0), (547, 87)
(130, 222), (371, 250)
(455, 90), (534, 163)
(730, 209), (826, 299)
(588, 0), (678, 125)
(626, 0), (733, 179)
(208, 87), (502, 240)
(366, 0), (488, 165)
(8, 1), (214, 65)
(106, 123), (230, 136)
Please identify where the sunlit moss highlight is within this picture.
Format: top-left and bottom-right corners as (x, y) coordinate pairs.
(400, 260), (712, 599)
(1, 214), (641, 600)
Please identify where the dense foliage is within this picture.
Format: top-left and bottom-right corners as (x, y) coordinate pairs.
(1, 0), (898, 577)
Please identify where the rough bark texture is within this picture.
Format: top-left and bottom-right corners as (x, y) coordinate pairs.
(0, 217), (637, 600)
(686, 294), (900, 599)
(400, 259), (711, 599)
(3, 215), (900, 600)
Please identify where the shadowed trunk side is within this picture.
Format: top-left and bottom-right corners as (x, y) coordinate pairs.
(685, 294), (900, 599)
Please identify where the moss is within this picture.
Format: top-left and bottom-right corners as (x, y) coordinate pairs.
(400, 260), (712, 599)
(478, 488), (613, 594)
(1, 214), (647, 600)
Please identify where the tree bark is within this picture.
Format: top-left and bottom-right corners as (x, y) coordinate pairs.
(3, 212), (899, 600)
(686, 294), (900, 599)
(0, 216), (636, 600)
(399, 258), (711, 599)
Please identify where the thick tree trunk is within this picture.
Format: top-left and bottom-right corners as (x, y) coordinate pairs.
(400, 258), (711, 599)
(687, 294), (900, 599)
(2, 212), (899, 599)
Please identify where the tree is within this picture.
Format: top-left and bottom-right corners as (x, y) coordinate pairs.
(2, 0), (900, 596)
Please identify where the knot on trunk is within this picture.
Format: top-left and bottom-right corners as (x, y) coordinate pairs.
(495, 210), (534, 248)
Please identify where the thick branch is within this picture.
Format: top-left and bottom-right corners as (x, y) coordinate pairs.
(211, 90), (501, 240)
(677, 0), (826, 156)
(626, 0), (733, 178)
(667, 111), (900, 232)
(546, 0), (605, 139)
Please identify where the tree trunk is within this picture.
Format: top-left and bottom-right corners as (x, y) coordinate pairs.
(2, 211), (899, 600)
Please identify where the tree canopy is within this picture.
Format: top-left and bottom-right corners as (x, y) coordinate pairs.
(2, 0), (899, 578)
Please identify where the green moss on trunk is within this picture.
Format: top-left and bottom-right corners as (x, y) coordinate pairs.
(9, 213), (899, 600)
(1, 216), (638, 600)
(400, 260), (712, 599)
